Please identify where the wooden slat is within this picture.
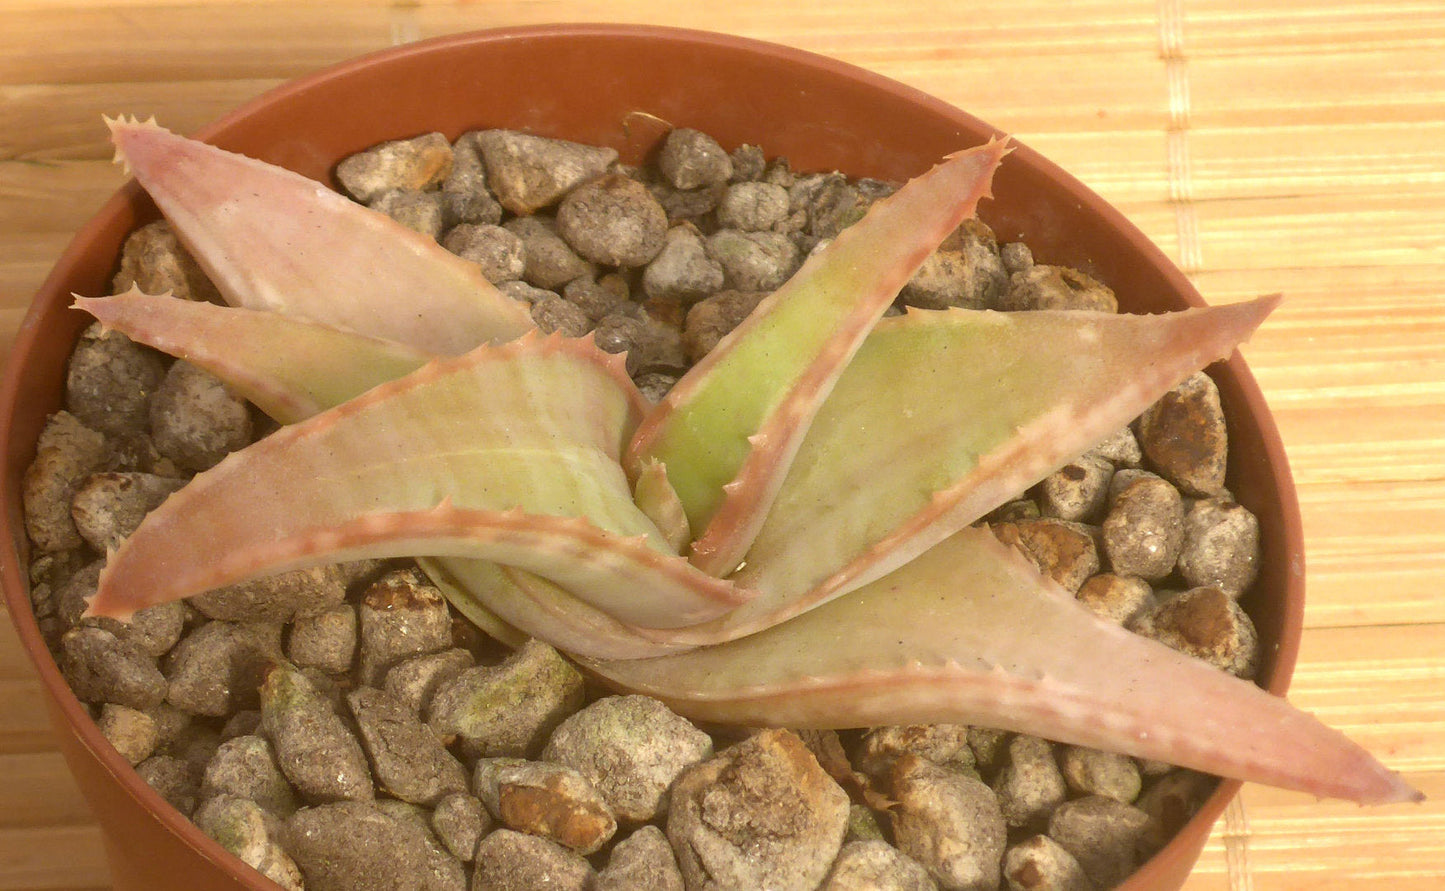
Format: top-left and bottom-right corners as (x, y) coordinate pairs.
(0, 824), (110, 891)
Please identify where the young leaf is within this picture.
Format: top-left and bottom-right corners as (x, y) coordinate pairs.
(659, 296), (1279, 645)
(87, 334), (746, 628)
(76, 290), (430, 424)
(628, 139), (1009, 575)
(584, 526), (1421, 806)
(106, 117), (535, 354)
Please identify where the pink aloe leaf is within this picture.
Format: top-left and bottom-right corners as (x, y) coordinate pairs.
(584, 526), (1421, 806)
(628, 139), (1009, 576)
(423, 557), (697, 661)
(106, 117), (535, 355)
(87, 333), (746, 628)
(75, 291), (696, 649)
(659, 296), (1279, 646)
(76, 290), (430, 424)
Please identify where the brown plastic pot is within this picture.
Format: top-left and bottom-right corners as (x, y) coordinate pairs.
(0, 23), (1302, 891)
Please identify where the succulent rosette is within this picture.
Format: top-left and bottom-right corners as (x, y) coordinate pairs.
(79, 118), (1417, 807)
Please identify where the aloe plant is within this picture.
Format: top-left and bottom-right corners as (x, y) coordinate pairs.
(81, 118), (1419, 807)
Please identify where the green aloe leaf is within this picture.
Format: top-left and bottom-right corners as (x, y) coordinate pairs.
(584, 526), (1420, 806)
(107, 117), (534, 354)
(76, 290), (430, 424)
(87, 334), (746, 628)
(629, 140), (1008, 575)
(658, 296), (1279, 644)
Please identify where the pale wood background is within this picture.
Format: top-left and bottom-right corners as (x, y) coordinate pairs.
(1, 1), (1442, 889)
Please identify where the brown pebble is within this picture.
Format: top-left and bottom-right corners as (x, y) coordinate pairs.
(683, 289), (767, 362)
(356, 568), (454, 685)
(1130, 586), (1260, 678)
(335, 132), (453, 203)
(992, 735), (1068, 829)
(1002, 835), (1093, 891)
(1136, 371), (1229, 496)
(474, 759), (617, 855)
(1075, 573), (1155, 626)
(1037, 455), (1113, 523)
(991, 519), (1101, 594)
(556, 173), (669, 268)
(999, 265), (1117, 312)
(476, 129), (617, 215)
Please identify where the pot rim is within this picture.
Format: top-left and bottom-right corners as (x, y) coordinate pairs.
(0, 22), (1303, 890)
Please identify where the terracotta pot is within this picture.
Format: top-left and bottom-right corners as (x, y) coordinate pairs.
(0, 24), (1302, 891)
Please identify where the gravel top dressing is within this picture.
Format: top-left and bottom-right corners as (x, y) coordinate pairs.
(24, 125), (1267, 891)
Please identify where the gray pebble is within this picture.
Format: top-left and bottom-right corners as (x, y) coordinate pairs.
(336, 132), (453, 203)
(201, 734), (300, 818)
(470, 829), (595, 891)
(97, 702), (160, 765)
(823, 840), (940, 891)
(556, 173), (669, 267)
(112, 219), (220, 303)
(716, 180), (790, 231)
(668, 729), (849, 891)
(383, 647), (475, 717)
(442, 223), (525, 284)
(357, 568), (455, 685)
(1135, 770), (1217, 855)
(260, 664), (373, 803)
(1177, 498), (1260, 597)
(56, 560), (186, 657)
(992, 735), (1068, 829)
(801, 173), (869, 239)
(430, 791), (490, 863)
(1037, 455), (1113, 523)
(1046, 796), (1150, 889)
(1059, 745), (1142, 803)
(542, 694), (713, 823)
(475, 129), (618, 215)
(1101, 471), (1184, 581)
(999, 241), (1034, 275)
(705, 228), (801, 291)
(1086, 425), (1143, 467)
(164, 620), (284, 716)
(191, 564), (350, 624)
(900, 248), (992, 311)
(1130, 586), (1260, 678)
(69, 471), (184, 553)
(136, 753), (202, 816)
(598, 824), (684, 891)
(194, 795), (304, 891)
(285, 800), (466, 891)
(888, 754), (1007, 891)
(60, 624), (167, 710)
(658, 127), (733, 190)
(642, 224), (726, 302)
(592, 309), (687, 376)
(1135, 371), (1229, 497)
(968, 727), (1012, 776)
(66, 322), (167, 437)
(991, 519), (1101, 594)
(441, 132), (503, 226)
(729, 143), (767, 181)
(427, 638), (584, 759)
(22, 411), (110, 552)
(287, 602), (357, 675)
(634, 370), (680, 404)
(1074, 573), (1155, 626)
(683, 289), (767, 363)
(529, 292), (592, 336)
(149, 360), (253, 473)
(503, 215), (596, 290)
(999, 265), (1117, 313)
(1002, 835), (1093, 891)
(348, 685), (468, 807)
(371, 189), (447, 239)
(561, 273), (628, 322)
(847, 802), (887, 843)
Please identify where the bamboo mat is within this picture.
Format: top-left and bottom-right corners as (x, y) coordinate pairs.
(2, 1), (1443, 889)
